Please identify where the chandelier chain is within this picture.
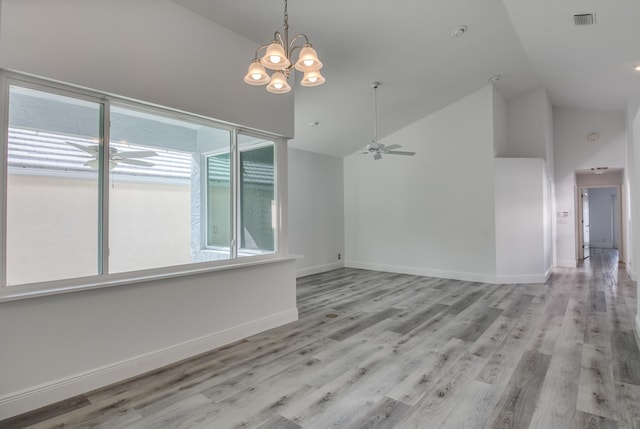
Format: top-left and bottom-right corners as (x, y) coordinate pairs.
(284, 0), (288, 24)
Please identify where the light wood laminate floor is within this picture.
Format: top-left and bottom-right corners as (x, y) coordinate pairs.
(2, 248), (639, 428)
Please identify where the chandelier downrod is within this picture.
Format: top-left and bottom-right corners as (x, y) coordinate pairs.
(276, 0), (289, 56)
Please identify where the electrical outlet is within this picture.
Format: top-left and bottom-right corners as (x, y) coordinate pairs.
(338, 253), (341, 260)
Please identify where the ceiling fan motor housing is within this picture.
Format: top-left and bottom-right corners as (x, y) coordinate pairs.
(367, 142), (383, 151)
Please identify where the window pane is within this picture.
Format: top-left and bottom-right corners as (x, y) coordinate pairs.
(238, 135), (275, 256)
(206, 152), (231, 249)
(109, 105), (231, 273)
(6, 85), (101, 285)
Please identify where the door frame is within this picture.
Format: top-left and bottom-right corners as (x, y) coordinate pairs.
(577, 188), (589, 260)
(576, 184), (625, 263)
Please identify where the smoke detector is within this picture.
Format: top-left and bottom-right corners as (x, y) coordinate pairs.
(452, 25), (468, 38)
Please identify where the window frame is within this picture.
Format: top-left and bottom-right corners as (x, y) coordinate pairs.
(203, 131), (279, 256)
(202, 136), (234, 256)
(0, 69), (288, 301)
(236, 132), (278, 257)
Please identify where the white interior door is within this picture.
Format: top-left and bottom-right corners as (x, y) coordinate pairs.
(582, 191), (590, 259)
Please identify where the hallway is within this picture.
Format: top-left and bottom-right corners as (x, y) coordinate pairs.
(2, 249), (639, 428)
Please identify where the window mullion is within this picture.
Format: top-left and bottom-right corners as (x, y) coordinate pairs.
(99, 100), (110, 275)
(231, 129), (238, 259)
(275, 139), (287, 255)
(0, 74), (9, 287)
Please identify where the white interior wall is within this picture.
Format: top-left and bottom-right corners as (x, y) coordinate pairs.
(631, 102), (640, 336)
(506, 88), (552, 160)
(553, 108), (626, 267)
(495, 90), (551, 282)
(344, 86), (498, 282)
(543, 92), (555, 181)
(576, 171), (624, 187)
(540, 90), (556, 270)
(0, 0), (294, 138)
(628, 99), (640, 280)
(288, 148), (344, 277)
(543, 165), (553, 272)
(0, 259), (297, 418)
(493, 85), (508, 156)
(505, 88), (555, 269)
(494, 158), (548, 282)
(615, 189), (621, 249)
(0, 1), (298, 419)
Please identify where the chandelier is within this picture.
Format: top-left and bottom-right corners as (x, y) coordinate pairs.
(243, 0), (325, 94)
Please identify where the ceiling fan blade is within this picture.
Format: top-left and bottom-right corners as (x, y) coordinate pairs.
(382, 144), (401, 151)
(84, 159), (119, 170)
(117, 158), (156, 167)
(373, 152), (382, 160)
(66, 141), (99, 155)
(114, 150), (158, 159)
(386, 151), (416, 156)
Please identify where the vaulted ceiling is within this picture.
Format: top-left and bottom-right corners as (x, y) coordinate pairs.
(174, 0), (640, 157)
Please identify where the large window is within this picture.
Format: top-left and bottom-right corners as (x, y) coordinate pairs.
(108, 105), (233, 273)
(0, 73), (283, 289)
(6, 86), (102, 285)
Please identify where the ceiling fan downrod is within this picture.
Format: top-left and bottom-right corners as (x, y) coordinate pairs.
(372, 81), (380, 144)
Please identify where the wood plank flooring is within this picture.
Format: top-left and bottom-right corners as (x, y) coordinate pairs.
(1, 248), (638, 429)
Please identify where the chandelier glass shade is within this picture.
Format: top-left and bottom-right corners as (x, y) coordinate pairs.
(300, 70), (325, 87)
(244, 59), (270, 85)
(244, 0), (325, 94)
(266, 71), (292, 94)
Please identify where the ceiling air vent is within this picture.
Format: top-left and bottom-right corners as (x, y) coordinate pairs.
(574, 13), (595, 25)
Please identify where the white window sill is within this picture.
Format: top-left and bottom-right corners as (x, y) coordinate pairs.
(0, 254), (297, 303)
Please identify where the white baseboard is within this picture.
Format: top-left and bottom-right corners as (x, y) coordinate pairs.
(557, 259), (577, 268)
(494, 271), (550, 284)
(345, 260), (545, 284)
(0, 308), (298, 420)
(296, 261), (344, 278)
(345, 260), (490, 283)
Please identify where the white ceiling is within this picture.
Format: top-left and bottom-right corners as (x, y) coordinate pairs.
(173, 0), (640, 158)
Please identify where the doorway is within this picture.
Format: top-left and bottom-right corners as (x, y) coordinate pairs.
(578, 190), (590, 259)
(577, 184), (623, 262)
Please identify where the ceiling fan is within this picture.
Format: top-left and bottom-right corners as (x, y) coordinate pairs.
(66, 142), (158, 170)
(360, 82), (416, 161)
